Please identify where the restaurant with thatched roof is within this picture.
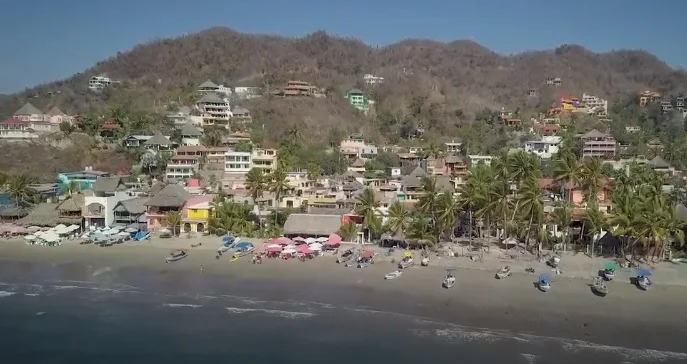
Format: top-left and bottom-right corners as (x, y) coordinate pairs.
(0, 206), (29, 222)
(17, 202), (83, 227)
(283, 214), (342, 237)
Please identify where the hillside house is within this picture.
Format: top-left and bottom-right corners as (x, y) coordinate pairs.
(251, 148), (278, 174)
(0, 118), (55, 141)
(57, 168), (110, 191)
(581, 93), (608, 116)
(197, 80), (232, 96)
(524, 136), (561, 160)
(639, 90), (661, 106)
(88, 75), (112, 91)
(13, 103), (47, 122)
(143, 132), (174, 152)
(346, 89), (370, 112)
(224, 151), (252, 175)
(580, 129), (616, 159)
(196, 93), (231, 125)
(165, 155), (199, 181)
(363, 74), (384, 85)
(272, 81), (318, 97)
(167, 106), (192, 127)
(180, 123), (202, 146)
(231, 107), (252, 123)
(46, 106), (73, 125)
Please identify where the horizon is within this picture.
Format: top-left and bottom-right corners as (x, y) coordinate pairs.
(1, 0), (686, 94)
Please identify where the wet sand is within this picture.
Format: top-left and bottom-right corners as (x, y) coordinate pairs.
(1, 240), (686, 353)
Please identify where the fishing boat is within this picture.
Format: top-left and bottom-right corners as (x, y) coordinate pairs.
(398, 252), (414, 269)
(537, 273), (551, 292)
(635, 268), (652, 291)
(230, 242), (255, 261)
(421, 257), (430, 266)
(547, 255), (561, 268)
(602, 262), (618, 281)
(591, 277), (609, 296)
(385, 270), (403, 280)
(166, 249), (188, 263)
(495, 265), (511, 279)
(443, 268), (456, 289)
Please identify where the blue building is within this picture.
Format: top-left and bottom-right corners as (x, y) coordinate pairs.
(57, 168), (111, 191)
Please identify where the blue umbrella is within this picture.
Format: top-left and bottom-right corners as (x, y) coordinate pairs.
(538, 273), (550, 284)
(636, 268), (652, 277)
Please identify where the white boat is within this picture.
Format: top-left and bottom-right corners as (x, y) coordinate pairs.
(443, 268), (456, 289)
(637, 276), (652, 291)
(591, 277), (609, 296)
(495, 265), (511, 279)
(385, 270), (403, 280)
(398, 255), (414, 269)
(538, 274), (551, 292)
(166, 249), (188, 263)
(420, 257), (429, 266)
(602, 269), (615, 281)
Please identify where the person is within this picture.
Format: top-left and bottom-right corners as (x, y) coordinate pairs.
(200, 264), (203, 274)
(251, 255), (257, 264)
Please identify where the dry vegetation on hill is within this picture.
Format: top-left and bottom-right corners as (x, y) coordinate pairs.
(2, 27), (686, 122)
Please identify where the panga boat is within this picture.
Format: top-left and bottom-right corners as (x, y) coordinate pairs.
(495, 265), (511, 279)
(421, 257), (430, 266)
(443, 268), (456, 289)
(230, 242), (255, 261)
(591, 277), (609, 296)
(166, 249), (188, 263)
(385, 270), (403, 280)
(602, 262), (618, 281)
(537, 273), (551, 292)
(398, 252), (414, 269)
(548, 255), (561, 268)
(635, 268), (652, 291)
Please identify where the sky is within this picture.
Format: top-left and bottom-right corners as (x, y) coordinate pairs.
(0, 0), (685, 94)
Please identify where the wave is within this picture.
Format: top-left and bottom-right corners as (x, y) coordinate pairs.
(225, 307), (315, 319)
(0, 291), (16, 298)
(23, 293), (40, 297)
(162, 303), (203, 309)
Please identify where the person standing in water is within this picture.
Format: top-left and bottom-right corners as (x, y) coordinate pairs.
(200, 265), (203, 274)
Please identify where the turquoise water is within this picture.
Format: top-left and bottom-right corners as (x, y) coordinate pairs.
(0, 261), (686, 364)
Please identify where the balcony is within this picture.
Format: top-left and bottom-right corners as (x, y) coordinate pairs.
(84, 203), (106, 217)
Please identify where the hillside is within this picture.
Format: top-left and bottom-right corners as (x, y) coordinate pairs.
(1, 27), (686, 122)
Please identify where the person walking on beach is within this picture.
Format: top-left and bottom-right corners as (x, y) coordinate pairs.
(200, 265), (203, 274)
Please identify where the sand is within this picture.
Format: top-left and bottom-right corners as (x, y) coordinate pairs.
(1, 238), (686, 352)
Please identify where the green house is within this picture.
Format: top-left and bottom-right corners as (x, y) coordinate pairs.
(346, 89), (370, 112)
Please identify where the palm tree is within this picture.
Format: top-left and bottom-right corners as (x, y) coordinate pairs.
(208, 201), (257, 236)
(579, 158), (604, 203)
(406, 214), (437, 248)
(584, 201), (605, 257)
(554, 153), (580, 201)
(268, 168), (290, 228)
(245, 167), (267, 233)
(517, 176), (544, 255)
(202, 128), (223, 146)
(338, 222), (358, 241)
(553, 202), (573, 252)
(7, 174), (36, 207)
(385, 201), (409, 237)
(354, 187), (378, 243)
(306, 163), (323, 181)
(164, 211), (182, 236)
(435, 193), (459, 241)
(417, 176), (442, 241)
(456, 165), (490, 249)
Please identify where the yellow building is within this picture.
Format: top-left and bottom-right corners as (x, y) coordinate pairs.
(182, 195), (215, 233)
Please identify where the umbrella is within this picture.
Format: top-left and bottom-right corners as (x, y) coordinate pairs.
(538, 273), (550, 284)
(636, 268), (652, 277)
(293, 236), (306, 242)
(24, 235), (36, 240)
(255, 244), (268, 254)
(308, 242), (323, 250)
(125, 227), (138, 233)
(361, 250), (375, 259)
(27, 226), (41, 232)
(282, 247), (296, 254)
(267, 244), (282, 249)
(297, 245), (314, 254)
(315, 237), (328, 242)
(116, 231), (130, 237)
(327, 233), (341, 245)
(603, 262), (618, 270)
(305, 237), (316, 244)
(276, 237), (292, 245)
(267, 246), (282, 253)
(67, 224), (80, 231)
(54, 224), (67, 231)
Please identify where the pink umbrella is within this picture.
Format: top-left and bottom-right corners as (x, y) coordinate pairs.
(255, 243), (268, 254)
(297, 245), (314, 254)
(327, 233), (342, 245)
(293, 236), (306, 242)
(361, 250), (375, 259)
(276, 237), (293, 245)
(267, 246), (283, 253)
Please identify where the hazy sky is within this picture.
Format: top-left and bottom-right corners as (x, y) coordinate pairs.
(0, 0), (685, 93)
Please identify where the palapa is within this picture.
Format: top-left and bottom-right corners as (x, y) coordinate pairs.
(0, 206), (29, 218)
(17, 203), (82, 227)
(283, 214), (342, 236)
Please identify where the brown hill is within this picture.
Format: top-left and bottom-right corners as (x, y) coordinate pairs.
(1, 27), (686, 120)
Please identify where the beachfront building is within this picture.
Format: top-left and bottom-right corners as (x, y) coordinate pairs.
(83, 176), (134, 229)
(523, 136), (562, 160)
(181, 195), (215, 233)
(57, 168), (111, 191)
(283, 214), (343, 238)
(145, 184), (191, 232)
(345, 89), (370, 112)
(112, 197), (148, 229)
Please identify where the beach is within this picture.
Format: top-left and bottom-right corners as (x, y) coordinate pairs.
(1, 238), (687, 363)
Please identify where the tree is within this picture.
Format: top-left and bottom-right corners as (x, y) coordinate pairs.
(60, 181), (80, 197)
(268, 168), (290, 228)
(7, 174), (36, 206)
(338, 222), (358, 241)
(354, 187), (378, 243)
(59, 121), (73, 134)
(245, 167), (267, 233)
(208, 201), (258, 236)
(140, 152), (157, 174)
(164, 211), (182, 236)
(234, 141), (252, 152)
(385, 201), (409, 237)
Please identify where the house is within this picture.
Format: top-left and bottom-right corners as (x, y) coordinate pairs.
(196, 93), (231, 125)
(112, 197), (148, 228)
(346, 89), (370, 112)
(283, 214), (343, 237)
(580, 129), (616, 159)
(223, 132), (251, 147)
(167, 106), (192, 127)
(124, 135), (154, 148)
(57, 168), (110, 191)
(660, 101), (674, 113)
(524, 136), (562, 159)
(165, 155), (199, 181)
(225, 151), (252, 174)
(99, 120), (120, 138)
(231, 107), (252, 123)
(272, 81), (318, 97)
(17, 201), (83, 227)
(197, 80), (232, 97)
(233, 87), (261, 100)
(388, 167), (401, 177)
(533, 122), (561, 136)
(648, 156), (675, 176)
(581, 93), (609, 116)
(639, 90), (661, 106)
(207, 147), (230, 165)
(468, 155), (493, 166)
(545, 77), (562, 86)
(676, 96), (686, 112)
(82, 176), (134, 229)
(14, 103), (47, 122)
(251, 148), (278, 174)
(143, 132), (174, 151)
(347, 159), (366, 173)
(46, 106), (73, 125)
(339, 134), (376, 160)
(145, 184), (191, 231)
(565, 179), (612, 215)
(445, 141), (462, 153)
(0, 118), (54, 141)
(625, 126), (641, 133)
(88, 75), (112, 91)
(363, 74), (384, 85)
(181, 195), (215, 233)
(180, 123), (202, 146)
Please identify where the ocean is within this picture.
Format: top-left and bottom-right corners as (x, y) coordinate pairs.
(0, 260), (686, 364)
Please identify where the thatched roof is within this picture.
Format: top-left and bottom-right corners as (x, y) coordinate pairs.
(283, 214), (342, 236)
(145, 185), (190, 208)
(114, 197), (148, 214)
(17, 203), (82, 227)
(0, 206), (28, 218)
(144, 132), (172, 146)
(57, 193), (85, 212)
(93, 177), (127, 193)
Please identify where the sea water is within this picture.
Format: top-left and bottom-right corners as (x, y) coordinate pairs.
(0, 262), (685, 364)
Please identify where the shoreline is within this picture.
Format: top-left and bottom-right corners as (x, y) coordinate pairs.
(1, 240), (687, 353)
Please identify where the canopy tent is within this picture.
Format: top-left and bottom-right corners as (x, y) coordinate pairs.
(292, 236), (306, 242)
(315, 237), (328, 242)
(308, 242), (323, 251)
(276, 237), (293, 245)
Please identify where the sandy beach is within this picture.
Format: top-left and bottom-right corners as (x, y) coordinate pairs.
(1, 237), (686, 353)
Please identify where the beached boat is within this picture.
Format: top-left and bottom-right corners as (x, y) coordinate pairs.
(547, 255), (561, 268)
(230, 242), (255, 261)
(398, 252), (414, 269)
(385, 270), (403, 280)
(420, 257), (429, 266)
(602, 262), (617, 281)
(635, 268), (652, 291)
(537, 273), (551, 292)
(166, 249), (188, 263)
(357, 257), (372, 268)
(443, 268), (456, 289)
(591, 277), (608, 296)
(495, 265), (511, 279)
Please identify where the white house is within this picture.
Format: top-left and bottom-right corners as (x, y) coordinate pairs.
(196, 93), (231, 127)
(165, 154), (199, 181)
(225, 151), (252, 174)
(197, 80), (232, 97)
(445, 140), (462, 153)
(468, 155), (493, 166)
(523, 136), (562, 159)
(363, 74), (384, 85)
(83, 176), (135, 228)
(0, 118), (56, 141)
(46, 106), (73, 125)
(180, 123), (202, 146)
(13, 103), (47, 122)
(88, 75), (112, 91)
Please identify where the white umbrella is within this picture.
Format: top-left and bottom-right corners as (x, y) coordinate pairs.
(125, 227), (138, 233)
(159, 228), (171, 234)
(24, 235), (36, 240)
(284, 245), (297, 251)
(305, 237), (316, 244)
(308, 242), (323, 250)
(54, 224), (67, 231)
(110, 225), (123, 231)
(315, 237), (328, 242)
(282, 248), (296, 254)
(67, 225), (80, 231)
(42, 234), (60, 243)
(116, 231), (129, 237)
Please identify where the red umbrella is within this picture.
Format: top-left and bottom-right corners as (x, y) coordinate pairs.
(297, 245), (314, 254)
(267, 246), (282, 253)
(277, 237), (293, 245)
(361, 250), (375, 259)
(328, 233), (342, 245)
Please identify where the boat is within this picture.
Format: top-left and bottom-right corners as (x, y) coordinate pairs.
(547, 255), (561, 268)
(357, 257), (372, 268)
(635, 268), (652, 291)
(398, 252), (414, 269)
(495, 265), (511, 279)
(591, 277), (609, 296)
(537, 273), (551, 292)
(345, 255), (360, 267)
(443, 268), (456, 289)
(602, 262), (618, 281)
(421, 257), (430, 266)
(385, 270), (403, 280)
(166, 249), (188, 263)
(230, 242), (255, 261)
